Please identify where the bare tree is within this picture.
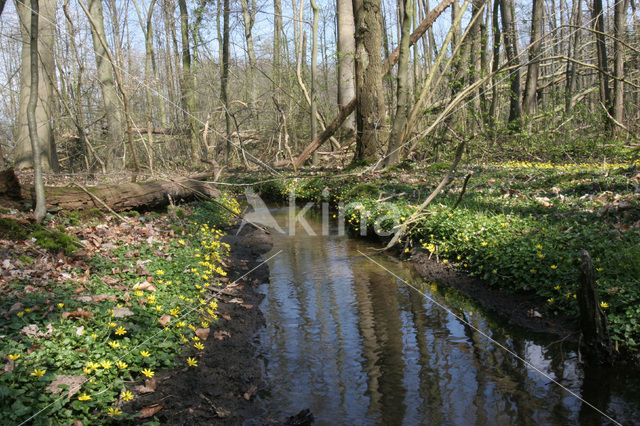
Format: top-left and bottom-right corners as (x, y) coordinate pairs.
(385, 0), (413, 166)
(500, 0), (522, 128)
(337, 0), (356, 132)
(240, 0), (258, 104)
(26, 0), (46, 222)
(523, 0), (543, 115)
(178, 0), (199, 162)
(14, 0), (57, 171)
(593, 0), (613, 128)
(613, 0), (626, 133)
(353, 0), (387, 163)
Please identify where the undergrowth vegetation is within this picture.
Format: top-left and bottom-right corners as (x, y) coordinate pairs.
(235, 161), (640, 349)
(0, 194), (239, 424)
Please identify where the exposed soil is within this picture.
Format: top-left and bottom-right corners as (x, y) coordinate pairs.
(410, 252), (579, 339)
(124, 222), (274, 424)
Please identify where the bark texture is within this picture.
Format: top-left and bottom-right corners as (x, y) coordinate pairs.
(353, 0), (387, 163)
(14, 0), (58, 171)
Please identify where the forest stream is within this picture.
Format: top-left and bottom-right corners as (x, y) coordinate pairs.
(255, 206), (640, 425)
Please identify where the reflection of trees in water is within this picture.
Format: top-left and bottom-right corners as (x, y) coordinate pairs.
(352, 264), (406, 423)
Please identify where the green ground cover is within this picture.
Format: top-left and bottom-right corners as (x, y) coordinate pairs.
(0, 195), (239, 424)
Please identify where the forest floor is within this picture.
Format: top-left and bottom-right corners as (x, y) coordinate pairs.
(0, 196), (283, 424)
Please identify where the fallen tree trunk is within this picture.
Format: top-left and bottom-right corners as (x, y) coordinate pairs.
(0, 169), (220, 213)
(276, 0), (455, 168)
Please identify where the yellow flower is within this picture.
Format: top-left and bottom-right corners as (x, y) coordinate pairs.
(201, 322), (209, 328)
(78, 393), (91, 401)
(554, 285), (561, 291)
(16, 312), (24, 318)
(108, 341), (120, 349)
(596, 267), (604, 272)
(480, 241), (488, 246)
(155, 270), (165, 275)
(442, 259), (449, 264)
(109, 322), (117, 328)
(194, 342), (205, 350)
(141, 368), (154, 378)
(140, 350), (151, 357)
(178, 240), (185, 245)
(547, 298), (554, 303)
(83, 367), (92, 374)
(8, 354), (20, 360)
(600, 301), (609, 309)
(24, 308), (31, 313)
(121, 390), (134, 401)
(57, 303), (64, 308)
(115, 326), (127, 336)
(550, 265), (558, 270)
(107, 407), (122, 416)
(187, 357), (198, 367)
(87, 361), (100, 370)
(91, 333), (98, 339)
(134, 290), (144, 297)
(116, 361), (128, 369)
(188, 324), (196, 331)
(538, 253), (545, 258)
(100, 360), (113, 370)
(535, 244), (542, 250)
(30, 368), (46, 376)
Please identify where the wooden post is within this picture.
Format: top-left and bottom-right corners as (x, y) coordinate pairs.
(577, 250), (613, 365)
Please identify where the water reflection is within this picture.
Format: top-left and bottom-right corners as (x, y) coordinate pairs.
(257, 207), (640, 425)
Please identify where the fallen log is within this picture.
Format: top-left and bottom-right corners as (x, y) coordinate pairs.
(276, 0), (455, 168)
(0, 168), (220, 213)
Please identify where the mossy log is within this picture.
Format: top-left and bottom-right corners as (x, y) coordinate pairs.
(0, 169), (220, 212)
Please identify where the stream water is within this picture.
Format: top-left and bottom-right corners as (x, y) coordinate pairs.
(256, 206), (640, 425)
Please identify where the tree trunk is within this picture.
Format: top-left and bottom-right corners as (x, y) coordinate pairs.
(522, 0), (543, 115)
(240, 0), (258, 104)
(178, 0), (199, 164)
(385, 0), (413, 166)
(274, 0), (283, 87)
(87, 0), (125, 170)
(337, 0), (357, 132)
(222, 0), (232, 163)
(613, 0), (626, 134)
(26, 0), (46, 222)
(565, 0), (582, 114)
(499, 0), (522, 128)
(311, 0), (320, 165)
(14, 0), (58, 172)
(353, 0), (387, 164)
(593, 0), (614, 129)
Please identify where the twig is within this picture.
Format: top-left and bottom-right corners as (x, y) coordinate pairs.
(452, 172), (473, 210)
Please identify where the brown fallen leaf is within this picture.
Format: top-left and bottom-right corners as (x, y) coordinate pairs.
(1, 359), (14, 375)
(61, 309), (93, 320)
(136, 378), (157, 394)
(195, 328), (210, 340)
(139, 403), (164, 419)
(221, 313), (231, 321)
(228, 298), (243, 304)
(158, 314), (172, 327)
(46, 374), (86, 398)
(135, 281), (157, 292)
(213, 331), (230, 340)
(243, 385), (257, 401)
(241, 304), (254, 310)
(92, 294), (116, 302)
